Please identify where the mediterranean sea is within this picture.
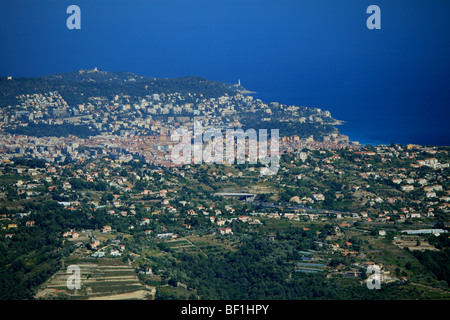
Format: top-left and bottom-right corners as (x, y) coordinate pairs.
(244, 81), (450, 147)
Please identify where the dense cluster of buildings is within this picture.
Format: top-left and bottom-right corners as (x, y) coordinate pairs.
(0, 89), (358, 166)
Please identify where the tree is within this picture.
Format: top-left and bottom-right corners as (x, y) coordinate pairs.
(168, 278), (178, 287)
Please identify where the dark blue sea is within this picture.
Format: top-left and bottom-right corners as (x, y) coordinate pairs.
(245, 81), (450, 147)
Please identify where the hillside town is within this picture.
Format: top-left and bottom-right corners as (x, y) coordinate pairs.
(0, 86), (355, 166)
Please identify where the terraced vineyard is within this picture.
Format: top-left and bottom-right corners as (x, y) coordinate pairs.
(35, 259), (154, 300)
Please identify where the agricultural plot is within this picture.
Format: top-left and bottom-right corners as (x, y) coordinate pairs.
(158, 234), (239, 256)
(35, 258), (154, 300)
(393, 236), (439, 252)
(164, 238), (199, 254)
(186, 234), (240, 256)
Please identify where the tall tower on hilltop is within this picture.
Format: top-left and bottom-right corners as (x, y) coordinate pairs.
(238, 79), (241, 86)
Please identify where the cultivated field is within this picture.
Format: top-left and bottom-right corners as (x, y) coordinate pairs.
(35, 258), (154, 300)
